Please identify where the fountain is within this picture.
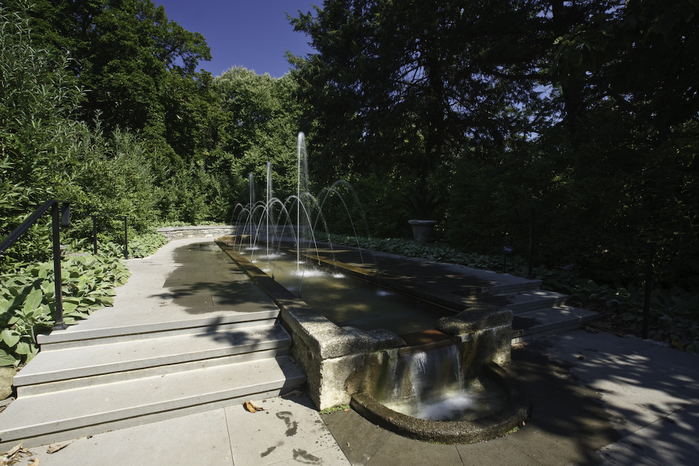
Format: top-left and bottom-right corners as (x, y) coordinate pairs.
(218, 132), (530, 444)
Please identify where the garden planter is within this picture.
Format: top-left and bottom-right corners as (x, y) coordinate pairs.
(409, 220), (437, 244)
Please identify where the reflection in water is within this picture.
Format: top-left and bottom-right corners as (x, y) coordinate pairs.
(259, 253), (454, 335)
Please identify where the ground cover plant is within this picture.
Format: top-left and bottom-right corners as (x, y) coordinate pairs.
(0, 247), (131, 366)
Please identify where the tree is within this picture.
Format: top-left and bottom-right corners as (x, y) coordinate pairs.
(16, 0), (212, 141)
(1, 3), (158, 269)
(539, 0), (699, 286)
(215, 67), (304, 201)
(289, 0), (545, 194)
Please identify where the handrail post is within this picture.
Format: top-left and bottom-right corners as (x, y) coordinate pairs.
(528, 207), (534, 279)
(123, 216), (129, 259)
(92, 215), (98, 255)
(52, 203), (67, 330)
(642, 244), (654, 339)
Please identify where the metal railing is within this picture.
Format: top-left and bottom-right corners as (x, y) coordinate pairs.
(90, 214), (129, 258)
(517, 205), (654, 339)
(0, 200), (71, 330)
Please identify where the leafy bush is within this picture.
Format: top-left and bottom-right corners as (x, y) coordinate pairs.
(127, 233), (168, 258)
(0, 252), (130, 366)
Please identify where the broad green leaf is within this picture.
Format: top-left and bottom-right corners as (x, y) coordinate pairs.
(23, 288), (44, 314)
(63, 302), (78, 313)
(14, 341), (32, 355)
(1, 328), (20, 347)
(0, 348), (19, 367)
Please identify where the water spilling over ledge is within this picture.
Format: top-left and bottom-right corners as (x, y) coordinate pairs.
(217, 131), (530, 443)
(217, 239), (531, 443)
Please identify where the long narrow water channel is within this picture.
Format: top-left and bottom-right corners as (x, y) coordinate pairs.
(255, 252), (455, 336)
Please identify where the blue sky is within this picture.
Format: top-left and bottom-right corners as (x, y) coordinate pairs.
(154, 0), (319, 78)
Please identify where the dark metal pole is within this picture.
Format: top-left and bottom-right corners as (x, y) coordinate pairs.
(92, 215), (98, 255)
(528, 207), (534, 279)
(123, 216), (129, 259)
(642, 244), (654, 339)
(52, 203), (66, 330)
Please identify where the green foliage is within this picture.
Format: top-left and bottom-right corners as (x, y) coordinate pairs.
(0, 2), (84, 267)
(531, 268), (699, 355)
(127, 233), (168, 259)
(214, 67), (303, 204)
(0, 252), (130, 366)
(22, 0), (212, 137)
(290, 0), (540, 196)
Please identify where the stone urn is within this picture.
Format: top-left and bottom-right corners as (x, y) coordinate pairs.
(409, 219), (438, 244)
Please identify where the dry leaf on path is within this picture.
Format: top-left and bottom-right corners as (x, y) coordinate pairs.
(46, 443), (71, 454)
(28, 458), (39, 465)
(2, 444), (22, 458)
(243, 400), (264, 413)
(1, 443), (32, 466)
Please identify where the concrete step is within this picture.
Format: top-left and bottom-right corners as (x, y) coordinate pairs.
(511, 305), (600, 343)
(479, 279), (543, 296)
(15, 324), (292, 394)
(0, 356), (305, 450)
(482, 289), (569, 314)
(37, 310), (280, 349)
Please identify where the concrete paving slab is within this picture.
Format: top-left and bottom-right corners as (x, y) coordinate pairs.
(531, 331), (656, 360)
(12, 409), (234, 466)
(363, 433), (463, 466)
(0, 357), (304, 447)
(40, 238), (278, 338)
(512, 306), (599, 341)
(455, 437), (542, 466)
(523, 331), (699, 435)
(611, 401), (699, 465)
(225, 395), (349, 466)
(585, 443), (664, 466)
(321, 408), (395, 465)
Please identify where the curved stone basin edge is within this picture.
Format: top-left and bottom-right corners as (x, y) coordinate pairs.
(350, 362), (532, 444)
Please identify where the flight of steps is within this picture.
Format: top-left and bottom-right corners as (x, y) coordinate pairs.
(478, 279), (600, 343)
(0, 311), (304, 449)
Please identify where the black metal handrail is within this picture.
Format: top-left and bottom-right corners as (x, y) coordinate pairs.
(0, 200), (71, 330)
(517, 205), (654, 339)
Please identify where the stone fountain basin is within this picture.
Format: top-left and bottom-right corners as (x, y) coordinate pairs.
(216, 238), (528, 423)
(350, 362), (531, 444)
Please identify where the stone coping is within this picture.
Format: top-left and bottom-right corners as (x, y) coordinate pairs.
(350, 362), (531, 444)
(157, 226), (237, 241)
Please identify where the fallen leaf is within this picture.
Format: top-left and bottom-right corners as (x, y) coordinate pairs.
(1, 443), (31, 466)
(3, 444), (22, 457)
(346, 442), (350, 448)
(46, 443), (71, 454)
(28, 458), (39, 465)
(243, 400), (264, 413)
(576, 355), (586, 360)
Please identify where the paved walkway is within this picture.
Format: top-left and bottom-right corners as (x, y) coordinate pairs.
(6, 237), (699, 465)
